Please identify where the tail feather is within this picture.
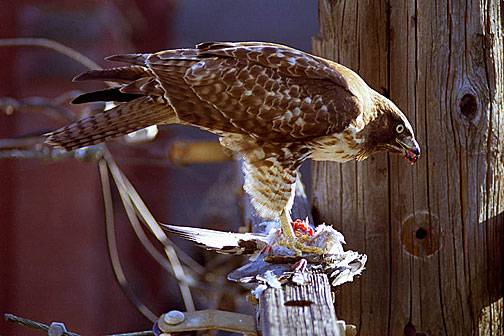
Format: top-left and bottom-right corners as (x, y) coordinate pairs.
(45, 97), (176, 151)
(72, 87), (143, 104)
(46, 52), (173, 151)
(161, 223), (269, 255)
(119, 77), (164, 96)
(105, 53), (149, 65)
(73, 66), (150, 83)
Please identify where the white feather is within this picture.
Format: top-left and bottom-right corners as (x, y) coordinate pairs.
(161, 224), (269, 254)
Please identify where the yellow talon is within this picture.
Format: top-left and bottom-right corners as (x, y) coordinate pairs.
(282, 238), (303, 256)
(294, 241), (324, 255)
(278, 210), (324, 256)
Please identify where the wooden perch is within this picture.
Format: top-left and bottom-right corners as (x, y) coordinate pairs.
(259, 272), (351, 336)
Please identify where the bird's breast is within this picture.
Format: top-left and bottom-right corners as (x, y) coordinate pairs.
(309, 130), (363, 162)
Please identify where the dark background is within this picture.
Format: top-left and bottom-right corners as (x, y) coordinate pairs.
(0, 1), (318, 334)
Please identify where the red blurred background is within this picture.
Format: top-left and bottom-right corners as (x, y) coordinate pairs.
(0, 1), (317, 334)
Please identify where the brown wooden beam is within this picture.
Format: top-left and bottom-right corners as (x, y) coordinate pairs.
(313, 1), (503, 335)
(259, 272), (345, 336)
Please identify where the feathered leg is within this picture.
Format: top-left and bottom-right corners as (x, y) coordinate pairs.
(228, 136), (324, 256)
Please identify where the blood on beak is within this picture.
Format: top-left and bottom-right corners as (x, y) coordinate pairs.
(396, 138), (420, 165)
(405, 148), (418, 165)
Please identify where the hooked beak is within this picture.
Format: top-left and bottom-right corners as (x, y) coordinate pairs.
(396, 138), (420, 165)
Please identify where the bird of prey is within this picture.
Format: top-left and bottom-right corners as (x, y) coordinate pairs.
(45, 42), (420, 255)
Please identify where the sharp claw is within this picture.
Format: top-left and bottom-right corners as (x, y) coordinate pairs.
(293, 247), (302, 256)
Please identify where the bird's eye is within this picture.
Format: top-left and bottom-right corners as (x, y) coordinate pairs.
(396, 124), (405, 134)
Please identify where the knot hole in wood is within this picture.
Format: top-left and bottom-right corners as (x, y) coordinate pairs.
(401, 211), (440, 257)
(459, 93), (478, 120)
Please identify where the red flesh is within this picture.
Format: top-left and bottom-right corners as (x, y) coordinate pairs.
(404, 148), (418, 165)
(291, 219), (314, 236)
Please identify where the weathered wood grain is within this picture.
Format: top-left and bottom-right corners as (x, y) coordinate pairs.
(312, 1), (503, 335)
(260, 272), (343, 336)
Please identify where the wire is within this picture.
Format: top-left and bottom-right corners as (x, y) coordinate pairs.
(99, 159), (159, 322)
(0, 36), (204, 320)
(4, 313), (154, 336)
(0, 38), (100, 70)
(104, 151), (196, 312)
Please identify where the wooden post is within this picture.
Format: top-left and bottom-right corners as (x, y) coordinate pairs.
(259, 272), (345, 336)
(312, 1), (503, 335)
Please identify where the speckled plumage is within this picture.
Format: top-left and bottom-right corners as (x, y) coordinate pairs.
(45, 42), (419, 222)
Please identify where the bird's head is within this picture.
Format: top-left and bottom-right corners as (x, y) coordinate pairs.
(359, 95), (420, 164)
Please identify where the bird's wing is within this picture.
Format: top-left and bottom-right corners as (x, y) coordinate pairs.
(195, 42), (350, 88)
(221, 134), (304, 220)
(146, 43), (361, 142)
(161, 224), (269, 255)
(62, 42), (362, 148)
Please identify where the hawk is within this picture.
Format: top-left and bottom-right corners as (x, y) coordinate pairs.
(45, 42), (420, 254)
